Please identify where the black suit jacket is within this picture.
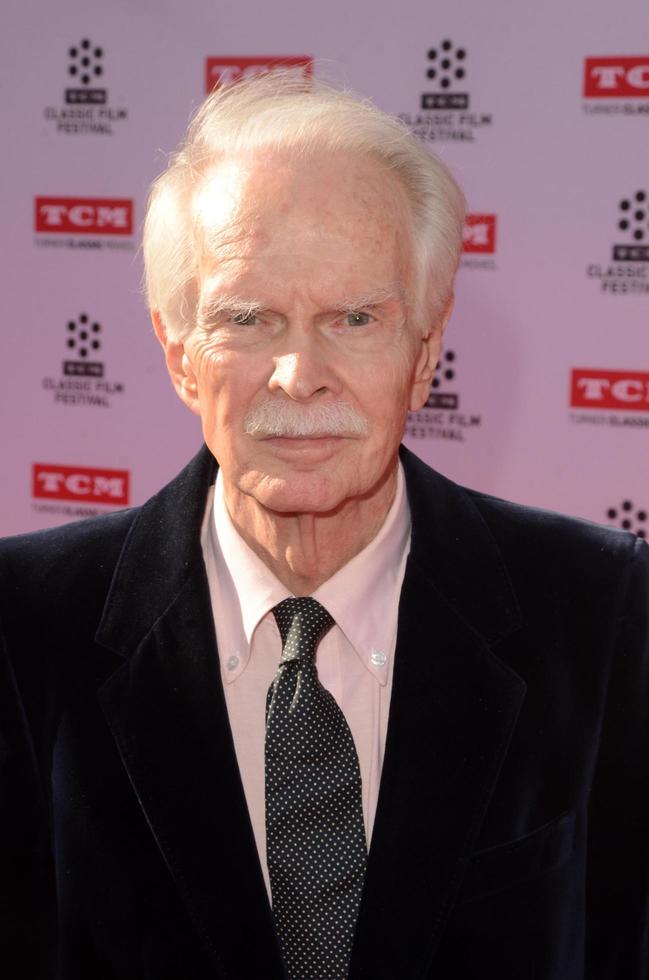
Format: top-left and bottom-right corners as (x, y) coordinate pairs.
(1, 445), (648, 980)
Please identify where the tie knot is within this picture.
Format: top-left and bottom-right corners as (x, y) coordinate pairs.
(272, 597), (335, 663)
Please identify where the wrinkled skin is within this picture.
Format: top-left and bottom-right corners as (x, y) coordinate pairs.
(154, 150), (451, 592)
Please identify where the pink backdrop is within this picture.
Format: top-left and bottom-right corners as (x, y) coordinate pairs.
(1, 0), (647, 541)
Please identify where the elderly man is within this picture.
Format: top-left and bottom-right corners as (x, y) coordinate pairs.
(1, 73), (648, 980)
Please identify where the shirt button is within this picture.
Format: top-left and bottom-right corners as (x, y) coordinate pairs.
(370, 650), (387, 668)
(227, 655), (240, 671)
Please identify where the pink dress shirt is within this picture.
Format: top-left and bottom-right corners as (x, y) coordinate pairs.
(200, 464), (411, 898)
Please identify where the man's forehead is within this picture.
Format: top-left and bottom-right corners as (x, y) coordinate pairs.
(192, 157), (256, 235)
(192, 149), (416, 314)
(193, 149), (410, 234)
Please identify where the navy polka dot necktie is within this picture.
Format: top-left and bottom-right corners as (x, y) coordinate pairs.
(265, 597), (368, 980)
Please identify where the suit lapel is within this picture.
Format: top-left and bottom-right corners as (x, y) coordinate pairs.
(95, 447), (285, 978)
(349, 449), (527, 979)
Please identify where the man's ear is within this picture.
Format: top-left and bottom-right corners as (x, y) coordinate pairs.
(408, 295), (454, 412)
(151, 311), (201, 416)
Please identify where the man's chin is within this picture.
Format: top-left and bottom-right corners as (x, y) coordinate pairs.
(240, 470), (351, 517)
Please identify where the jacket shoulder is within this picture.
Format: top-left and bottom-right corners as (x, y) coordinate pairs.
(400, 445), (645, 626)
(463, 486), (648, 626)
(0, 508), (138, 622)
(466, 485), (641, 568)
(401, 442), (640, 568)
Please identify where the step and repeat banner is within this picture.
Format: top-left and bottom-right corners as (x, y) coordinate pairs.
(1, 0), (647, 538)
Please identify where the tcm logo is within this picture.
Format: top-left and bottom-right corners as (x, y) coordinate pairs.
(463, 214), (497, 254)
(584, 57), (649, 98)
(570, 369), (649, 411)
(35, 197), (133, 235)
(32, 464), (130, 505)
(205, 56), (312, 93)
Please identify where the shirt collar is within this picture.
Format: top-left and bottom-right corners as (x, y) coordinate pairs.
(208, 464), (411, 686)
(212, 470), (291, 647)
(311, 465), (410, 684)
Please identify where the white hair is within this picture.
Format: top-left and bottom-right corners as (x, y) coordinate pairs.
(244, 398), (369, 439)
(143, 69), (465, 340)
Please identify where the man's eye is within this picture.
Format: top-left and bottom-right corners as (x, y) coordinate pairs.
(230, 312), (258, 326)
(345, 312), (372, 327)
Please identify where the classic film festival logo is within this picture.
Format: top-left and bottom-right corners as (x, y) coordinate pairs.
(399, 41), (493, 142)
(204, 56), (312, 93)
(44, 38), (128, 134)
(605, 500), (647, 540)
(586, 190), (649, 295)
(32, 463), (130, 519)
(41, 312), (125, 409)
(34, 196), (134, 251)
(405, 215), (494, 441)
(583, 56), (649, 115)
(461, 213), (497, 271)
(406, 346), (482, 443)
(570, 368), (649, 430)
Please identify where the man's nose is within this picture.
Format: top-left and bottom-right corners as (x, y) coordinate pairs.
(268, 347), (338, 401)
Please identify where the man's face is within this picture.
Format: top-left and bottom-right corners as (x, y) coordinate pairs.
(159, 150), (441, 515)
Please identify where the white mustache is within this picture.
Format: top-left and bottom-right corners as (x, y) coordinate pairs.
(243, 400), (369, 438)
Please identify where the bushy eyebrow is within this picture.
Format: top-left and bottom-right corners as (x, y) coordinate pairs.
(333, 285), (405, 312)
(197, 296), (264, 327)
(198, 285), (405, 324)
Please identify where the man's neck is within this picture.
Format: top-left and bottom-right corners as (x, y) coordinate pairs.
(223, 470), (399, 596)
